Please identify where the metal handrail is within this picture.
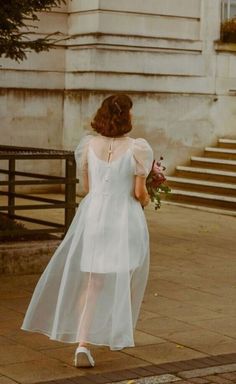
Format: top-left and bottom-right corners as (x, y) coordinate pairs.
(0, 145), (79, 240)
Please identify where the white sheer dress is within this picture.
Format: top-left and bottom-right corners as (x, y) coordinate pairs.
(21, 135), (153, 350)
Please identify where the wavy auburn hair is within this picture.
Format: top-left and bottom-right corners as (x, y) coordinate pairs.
(91, 94), (133, 137)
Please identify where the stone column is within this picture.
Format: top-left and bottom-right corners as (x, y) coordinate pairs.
(63, 0), (208, 166)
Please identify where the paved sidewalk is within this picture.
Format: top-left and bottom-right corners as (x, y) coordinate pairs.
(0, 201), (235, 384)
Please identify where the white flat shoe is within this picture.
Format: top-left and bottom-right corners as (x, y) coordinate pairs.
(74, 346), (95, 368)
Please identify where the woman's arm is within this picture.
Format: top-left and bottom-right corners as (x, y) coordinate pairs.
(134, 176), (150, 207)
(82, 171), (89, 194)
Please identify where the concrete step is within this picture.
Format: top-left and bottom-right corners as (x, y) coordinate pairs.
(169, 138), (236, 213)
(176, 166), (236, 184)
(163, 201), (236, 217)
(204, 147), (236, 160)
(166, 189), (236, 210)
(167, 176), (236, 196)
(218, 138), (236, 149)
(190, 156), (236, 172)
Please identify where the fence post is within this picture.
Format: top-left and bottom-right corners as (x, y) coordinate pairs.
(8, 158), (15, 218)
(65, 157), (77, 232)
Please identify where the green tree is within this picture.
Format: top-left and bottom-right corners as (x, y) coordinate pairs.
(0, 0), (66, 62)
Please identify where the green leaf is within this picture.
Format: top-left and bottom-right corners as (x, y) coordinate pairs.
(0, 0), (67, 61)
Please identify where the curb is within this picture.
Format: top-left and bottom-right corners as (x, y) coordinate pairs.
(0, 239), (60, 274)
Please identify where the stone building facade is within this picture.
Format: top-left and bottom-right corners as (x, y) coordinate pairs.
(0, 0), (236, 176)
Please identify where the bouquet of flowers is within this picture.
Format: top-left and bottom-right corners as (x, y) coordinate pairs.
(146, 157), (171, 210)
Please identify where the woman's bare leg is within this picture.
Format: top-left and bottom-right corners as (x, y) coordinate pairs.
(78, 273), (105, 346)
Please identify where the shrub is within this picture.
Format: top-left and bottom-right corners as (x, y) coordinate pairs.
(221, 18), (236, 43)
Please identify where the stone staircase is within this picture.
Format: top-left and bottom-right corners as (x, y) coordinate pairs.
(166, 138), (236, 215)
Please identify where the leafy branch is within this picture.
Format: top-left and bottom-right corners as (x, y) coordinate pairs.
(0, 0), (67, 61)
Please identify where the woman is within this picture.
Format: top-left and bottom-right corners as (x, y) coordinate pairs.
(21, 94), (153, 368)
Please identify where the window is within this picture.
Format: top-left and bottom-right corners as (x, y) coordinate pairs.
(222, 0), (236, 20)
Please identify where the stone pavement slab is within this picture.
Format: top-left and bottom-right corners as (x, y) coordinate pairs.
(123, 344), (206, 365)
(0, 355), (233, 384)
(177, 363), (236, 379)
(0, 358), (83, 384)
(0, 201), (235, 383)
(0, 377), (18, 384)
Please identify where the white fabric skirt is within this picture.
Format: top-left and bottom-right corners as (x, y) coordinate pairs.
(21, 192), (150, 350)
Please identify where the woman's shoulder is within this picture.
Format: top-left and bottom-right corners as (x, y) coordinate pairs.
(131, 137), (154, 177)
(74, 133), (95, 152)
(132, 137), (153, 154)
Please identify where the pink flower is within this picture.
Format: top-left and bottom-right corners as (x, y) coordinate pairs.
(149, 160), (166, 187)
(146, 157), (171, 209)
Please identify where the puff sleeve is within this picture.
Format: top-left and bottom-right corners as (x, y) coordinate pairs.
(133, 138), (154, 177)
(74, 134), (94, 174)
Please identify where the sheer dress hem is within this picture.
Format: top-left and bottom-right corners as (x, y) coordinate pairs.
(20, 326), (135, 350)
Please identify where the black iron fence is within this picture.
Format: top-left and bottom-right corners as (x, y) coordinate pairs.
(0, 145), (78, 240)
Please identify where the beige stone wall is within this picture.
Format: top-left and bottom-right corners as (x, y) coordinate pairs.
(0, 0), (236, 184)
(66, 0), (204, 92)
(0, 89), (64, 192)
(0, 89), (63, 148)
(63, 0), (236, 174)
(0, 6), (67, 190)
(62, 91), (236, 174)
